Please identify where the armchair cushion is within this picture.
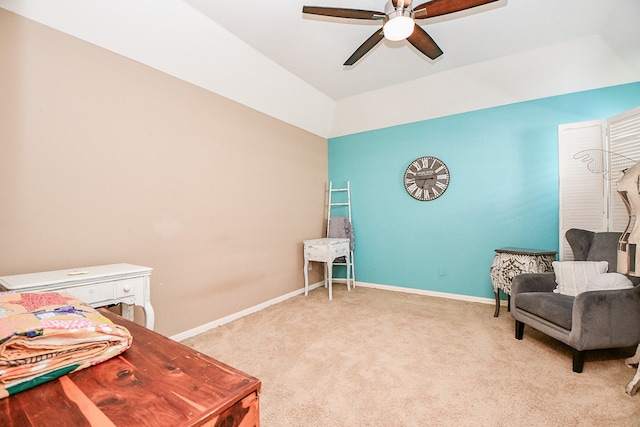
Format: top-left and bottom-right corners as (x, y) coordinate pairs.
(551, 261), (608, 296)
(516, 292), (574, 330)
(586, 273), (633, 292)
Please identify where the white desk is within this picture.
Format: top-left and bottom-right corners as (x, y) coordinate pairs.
(0, 263), (155, 329)
(303, 238), (350, 300)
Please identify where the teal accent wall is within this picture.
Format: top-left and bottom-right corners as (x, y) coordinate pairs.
(328, 82), (640, 299)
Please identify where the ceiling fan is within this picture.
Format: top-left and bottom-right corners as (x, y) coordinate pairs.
(302, 0), (499, 66)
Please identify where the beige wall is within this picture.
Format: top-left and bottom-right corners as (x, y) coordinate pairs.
(0, 9), (327, 336)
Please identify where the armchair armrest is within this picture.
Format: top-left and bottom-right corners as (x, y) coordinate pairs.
(571, 285), (640, 349)
(511, 272), (556, 296)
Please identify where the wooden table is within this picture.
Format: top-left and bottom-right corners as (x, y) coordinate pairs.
(0, 310), (261, 427)
(489, 247), (557, 317)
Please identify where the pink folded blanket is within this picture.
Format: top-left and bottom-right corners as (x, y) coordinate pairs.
(0, 291), (132, 398)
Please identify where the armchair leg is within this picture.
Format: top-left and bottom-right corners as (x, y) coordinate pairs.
(572, 350), (586, 373)
(515, 321), (524, 340)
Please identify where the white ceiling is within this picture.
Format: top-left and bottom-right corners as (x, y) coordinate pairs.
(185, 0), (640, 101)
(1, 0), (639, 137)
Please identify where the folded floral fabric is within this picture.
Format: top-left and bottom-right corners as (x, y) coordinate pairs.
(0, 291), (132, 399)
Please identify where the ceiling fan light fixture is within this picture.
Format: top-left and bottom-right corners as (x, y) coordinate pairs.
(383, 11), (414, 41)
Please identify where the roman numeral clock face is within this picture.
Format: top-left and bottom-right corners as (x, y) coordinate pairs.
(403, 156), (450, 201)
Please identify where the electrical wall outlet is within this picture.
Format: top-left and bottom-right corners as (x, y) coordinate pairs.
(438, 265), (446, 276)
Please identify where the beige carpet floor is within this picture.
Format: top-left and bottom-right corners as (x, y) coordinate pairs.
(182, 286), (640, 426)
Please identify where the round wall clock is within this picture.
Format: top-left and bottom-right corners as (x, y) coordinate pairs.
(403, 156), (450, 201)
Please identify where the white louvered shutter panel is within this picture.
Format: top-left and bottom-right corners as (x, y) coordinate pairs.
(558, 120), (607, 260)
(608, 106), (640, 232)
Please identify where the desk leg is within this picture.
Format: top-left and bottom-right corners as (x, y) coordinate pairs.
(346, 256), (351, 292)
(324, 264), (328, 288)
(327, 261), (333, 300)
(350, 250), (356, 289)
(304, 258), (310, 296)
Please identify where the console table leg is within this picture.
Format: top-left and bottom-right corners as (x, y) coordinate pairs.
(493, 290), (500, 317)
(121, 303), (134, 321)
(143, 302), (155, 330)
(122, 302), (155, 331)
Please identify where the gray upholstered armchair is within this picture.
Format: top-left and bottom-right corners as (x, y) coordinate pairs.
(511, 229), (640, 373)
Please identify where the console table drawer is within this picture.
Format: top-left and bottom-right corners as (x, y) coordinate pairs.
(115, 278), (140, 298)
(65, 282), (116, 305)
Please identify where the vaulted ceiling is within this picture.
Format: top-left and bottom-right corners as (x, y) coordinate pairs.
(2, 0), (639, 137)
(187, 0), (640, 100)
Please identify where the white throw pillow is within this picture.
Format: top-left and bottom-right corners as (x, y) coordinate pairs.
(552, 261), (608, 296)
(585, 272), (633, 292)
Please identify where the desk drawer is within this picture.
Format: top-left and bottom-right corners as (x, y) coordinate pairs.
(65, 283), (115, 305)
(304, 245), (329, 261)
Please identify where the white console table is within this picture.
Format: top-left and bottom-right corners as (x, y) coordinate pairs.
(0, 263), (155, 330)
(303, 238), (350, 300)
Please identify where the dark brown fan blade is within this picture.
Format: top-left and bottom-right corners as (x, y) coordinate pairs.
(344, 29), (385, 66)
(413, 0), (499, 19)
(302, 6), (384, 20)
(406, 25), (443, 60)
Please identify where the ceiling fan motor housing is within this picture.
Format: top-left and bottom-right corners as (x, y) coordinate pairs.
(384, 0), (415, 41)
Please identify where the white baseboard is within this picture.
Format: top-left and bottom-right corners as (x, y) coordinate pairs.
(354, 281), (502, 306)
(171, 280), (503, 342)
(170, 281), (325, 342)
